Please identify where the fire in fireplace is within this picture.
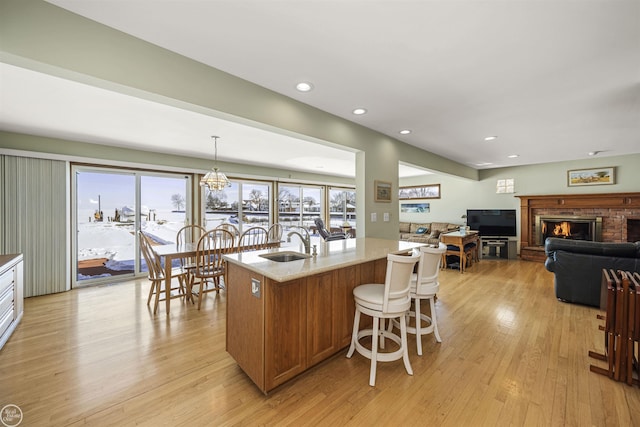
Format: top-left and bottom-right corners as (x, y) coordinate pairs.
(535, 215), (602, 245)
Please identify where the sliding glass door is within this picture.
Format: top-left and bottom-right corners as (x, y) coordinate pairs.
(73, 166), (190, 285)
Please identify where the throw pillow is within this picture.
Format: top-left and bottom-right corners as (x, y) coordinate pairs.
(429, 229), (441, 239)
(415, 227), (427, 234)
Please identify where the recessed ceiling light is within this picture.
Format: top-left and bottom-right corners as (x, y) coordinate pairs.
(295, 82), (313, 92)
(352, 108), (367, 115)
(507, 154), (519, 158)
(484, 136), (498, 141)
(399, 129), (411, 135)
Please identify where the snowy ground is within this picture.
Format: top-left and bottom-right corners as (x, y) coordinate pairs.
(77, 210), (352, 280)
(77, 211), (229, 279)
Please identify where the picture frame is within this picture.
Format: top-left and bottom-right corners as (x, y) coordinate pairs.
(567, 167), (615, 187)
(400, 202), (430, 213)
(374, 180), (392, 202)
(398, 184), (441, 200)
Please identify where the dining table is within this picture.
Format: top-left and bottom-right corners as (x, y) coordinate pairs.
(152, 242), (197, 314)
(440, 230), (480, 273)
(152, 239), (282, 314)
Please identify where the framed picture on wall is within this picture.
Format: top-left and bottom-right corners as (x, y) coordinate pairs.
(567, 167), (615, 186)
(400, 203), (430, 213)
(399, 184), (441, 199)
(374, 180), (392, 202)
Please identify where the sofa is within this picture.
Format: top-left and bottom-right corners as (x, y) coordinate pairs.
(399, 221), (460, 245)
(544, 237), (640, 307)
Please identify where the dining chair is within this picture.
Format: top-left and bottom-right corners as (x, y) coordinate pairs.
(188, 228), (235, 310)
(216, 223), (240, 246)
(267, 223), (284, 243)
(138, 231), (188, 314)
(176, 224), (206, 245)
(176, 224), (206, 270)
(391, 243), (447, 355)
(239, 226), (268, 251)
(346, 252), (420, 386)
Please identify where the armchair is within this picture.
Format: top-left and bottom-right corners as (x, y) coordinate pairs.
(314, 218), (347, 241)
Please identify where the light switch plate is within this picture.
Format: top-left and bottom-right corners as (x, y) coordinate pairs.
(371, 212), (377, 222)
(383, 212), (390, 222)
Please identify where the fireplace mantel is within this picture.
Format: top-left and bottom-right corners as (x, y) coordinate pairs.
(517, 192), (640, 261)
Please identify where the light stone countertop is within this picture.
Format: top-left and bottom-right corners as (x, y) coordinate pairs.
(224, 237), (425, 282)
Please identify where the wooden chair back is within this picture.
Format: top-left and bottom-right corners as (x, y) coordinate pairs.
(239, 227), (268, 251)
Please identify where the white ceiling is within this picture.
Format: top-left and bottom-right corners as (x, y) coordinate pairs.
(2, 1), (639, 178)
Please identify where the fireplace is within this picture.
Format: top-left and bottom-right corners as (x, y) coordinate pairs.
(535, 215), (602, 245)
(517, 193), (640, 262)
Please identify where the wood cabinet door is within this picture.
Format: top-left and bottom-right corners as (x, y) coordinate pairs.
(265, 278), (306, 391)
(333, 264), (360, 348)
(306, 271), (338, 366)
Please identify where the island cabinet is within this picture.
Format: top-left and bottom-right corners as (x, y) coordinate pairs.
(226, 258), (388, 393)
(0, 254), (24, 350)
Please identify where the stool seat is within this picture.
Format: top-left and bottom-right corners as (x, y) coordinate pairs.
(346, 252), (420, 386)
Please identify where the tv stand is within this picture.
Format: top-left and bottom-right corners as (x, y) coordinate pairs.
(479, 236), (517, 260)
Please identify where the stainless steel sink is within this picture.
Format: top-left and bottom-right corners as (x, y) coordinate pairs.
(259, 251), (311, 262)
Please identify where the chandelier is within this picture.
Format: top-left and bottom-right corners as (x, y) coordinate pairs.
(200, 136), (231, 191)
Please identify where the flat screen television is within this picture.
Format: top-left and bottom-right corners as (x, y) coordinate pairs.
(466, 209), (517, 237)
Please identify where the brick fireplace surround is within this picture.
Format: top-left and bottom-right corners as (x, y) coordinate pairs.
(517, 193), (640, 262)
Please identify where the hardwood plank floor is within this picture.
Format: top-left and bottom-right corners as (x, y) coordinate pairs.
(1, 259), (639, 426)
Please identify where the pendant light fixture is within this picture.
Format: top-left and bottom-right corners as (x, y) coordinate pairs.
(200, 135), (231, 191)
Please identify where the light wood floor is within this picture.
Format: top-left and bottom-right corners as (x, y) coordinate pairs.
(1, 259), (639, 426)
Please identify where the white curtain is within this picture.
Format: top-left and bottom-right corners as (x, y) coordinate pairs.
(1, 155), (69, 296)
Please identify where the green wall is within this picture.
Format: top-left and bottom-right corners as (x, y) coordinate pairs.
(399, 153), (640, 237)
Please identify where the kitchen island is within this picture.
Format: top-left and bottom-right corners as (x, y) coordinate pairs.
(224, 237), (424, 393)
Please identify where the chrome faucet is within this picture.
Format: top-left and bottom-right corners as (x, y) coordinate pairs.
(287, 230), (311, 254)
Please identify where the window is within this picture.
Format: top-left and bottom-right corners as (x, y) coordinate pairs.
(204, 180), (271, 233)
(329, 188), (356, 231)
(277, 184), (323, 229)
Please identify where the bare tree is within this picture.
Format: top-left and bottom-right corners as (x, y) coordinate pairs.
(171, 193), (185, 211)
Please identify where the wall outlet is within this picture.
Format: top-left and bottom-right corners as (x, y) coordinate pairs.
(251, 278), (261, 298)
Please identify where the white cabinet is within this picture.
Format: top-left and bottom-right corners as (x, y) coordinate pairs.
(0, 254), (24, 350)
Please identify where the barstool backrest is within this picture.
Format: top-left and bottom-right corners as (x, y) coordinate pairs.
(414, 243), (446, 294)
(383, 253), (420, 313)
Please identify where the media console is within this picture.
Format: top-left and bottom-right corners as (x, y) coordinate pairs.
(479, 236), (517, 260)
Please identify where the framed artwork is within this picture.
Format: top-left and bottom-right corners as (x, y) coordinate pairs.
(567, 167), (615, 186)
(400, 203), (430, 213)
(399, 184), (441, 200)
(374, 180), (392, 202)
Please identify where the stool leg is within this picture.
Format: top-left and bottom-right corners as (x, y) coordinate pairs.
(346, 307), (361, 358)
(430, 296), (441, 342)
(369, 316), (380, 386)
(415, 297), (423, 356)
(400, 314), (413, 376)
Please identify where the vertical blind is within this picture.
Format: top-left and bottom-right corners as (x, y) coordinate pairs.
(1, 155), (69, 296)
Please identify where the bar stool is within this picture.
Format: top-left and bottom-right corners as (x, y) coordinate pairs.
(346, 252), (420, 386)
(393, 243), (446, 355)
